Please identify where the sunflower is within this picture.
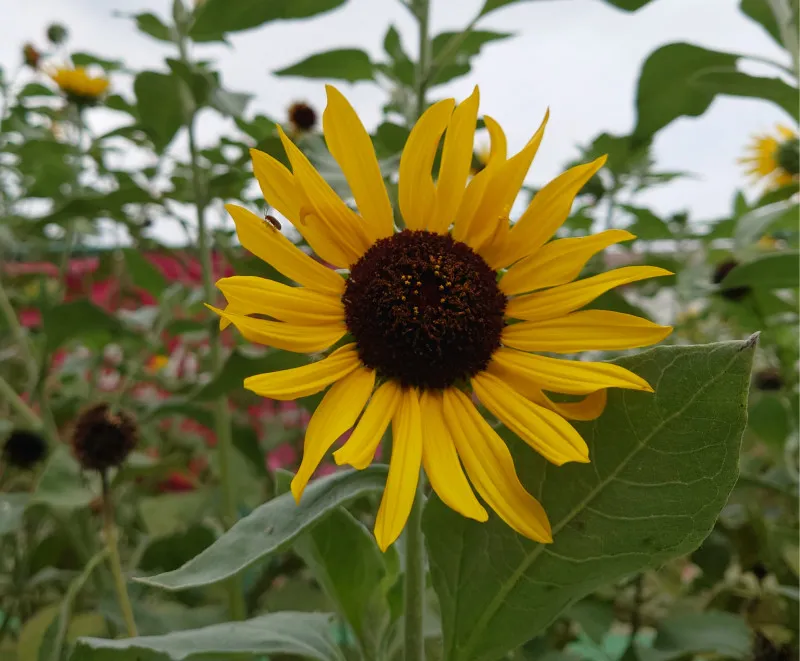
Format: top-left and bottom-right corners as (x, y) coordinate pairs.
(209, 86), (672, 551)
(739, 124), (799, 190)
(50, 67), (109, 106)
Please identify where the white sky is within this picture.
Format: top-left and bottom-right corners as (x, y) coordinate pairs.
(1, 0), (794, 244)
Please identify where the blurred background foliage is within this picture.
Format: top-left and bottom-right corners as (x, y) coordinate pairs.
(0, 0), (797, 659)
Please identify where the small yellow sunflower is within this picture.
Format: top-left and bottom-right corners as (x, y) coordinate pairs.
(739, 124), (799, 190)
(209, 86), (672, 551)
(50, 67), (109, 106)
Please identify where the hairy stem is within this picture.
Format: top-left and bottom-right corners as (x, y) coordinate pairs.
(404, 481), (426, 661)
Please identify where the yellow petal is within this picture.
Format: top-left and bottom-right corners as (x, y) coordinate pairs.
(458, 110), (549, 252)
(250, 149), (355, 268)
(428, 87), (480, 234)
(419, 391), (488, 522)
(539, 389), (608, 422)
(500, 229), (636, 296)
(450, 166), (493, 243)
(374, 387), (423, 551)
(244, 343), (360, 400)
(502, 310), (673, 353)
(495, 156), (607, 268)
(215, 276), (344, 330)
(277, 125), (372, 260)
(334, 381), (402, 469)
(505, 266), (673, 322)
(291, 366), (375, 502)
(472, 372), (589, 465)
(483, 115), (507, 166)
(442, 389), (552, 543)
(225, 204), (344, 297)
(490, 347), (653, 395)
(207, 305), (345, 353)
(399, 99), (455, 230)
(322, 86), (394, 241)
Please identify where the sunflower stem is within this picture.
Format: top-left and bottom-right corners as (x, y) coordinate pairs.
(101, 471), (138, 638)
(404, 480), (426, 661)
(177, 25), (246, 623)
(0, 373), (42, 430)
(413, 0), (432, 121)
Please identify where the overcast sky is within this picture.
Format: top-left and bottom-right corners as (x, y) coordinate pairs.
(1, 0), (794, 244)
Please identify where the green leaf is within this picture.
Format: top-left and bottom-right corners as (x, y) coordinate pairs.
(209, 88), (251, 117)
(429, 31), (512, 86)
(134, 12), (173, 42)
(122, 249), (167, 298)
(0, 493), (29, 536)
(735, 201), (799, 246)
(693, 68), (798, 118)
(478, 0), (538, 16)
(275, 49), (374, 82)
(740, 0), (782, 45)
(721, 252), (800, 289)
(42, 300), (124, 352)
(295, 509), (389, 655)
(748, 395), (790, 450)
(72, 612), (345, 661)
(18, 83), (55, 97)
(425, 338), (756, 661)
(634, 43), (737, 141)
(190, 0), (347, 42)
(568, 598), (615, 643)
(621, 205), (674, 240)
(71, 52), (124, 71)
(600, 0), (657, 9)
(136, 467), (388, 591)
(32, 446), (95, 512)
(637, 611), (751, 661)
(134, 71), (184, 150)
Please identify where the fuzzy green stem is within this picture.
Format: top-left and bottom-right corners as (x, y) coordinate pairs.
(178, 31), (246, 622)
(0, 279), (38, 387)
(0, 374), (42, 430)
(766, 0), (799, 79)
(414, 0), (432, 121)
(101, 472), (137, 638)
(404, 481), (426, 661)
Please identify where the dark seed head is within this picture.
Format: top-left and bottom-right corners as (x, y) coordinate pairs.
(288, 102), (317, 132)
(753, 632), (796, 661)
(712, 259), (750, 301)
(754, 367), (783, 391)
(2, 429), (47, 470)
(344, 230), (506, 390)
(71, 403), (138, 472)
(46, 23), (68, 45)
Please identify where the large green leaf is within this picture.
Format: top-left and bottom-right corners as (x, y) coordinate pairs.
(134, 12), (173, 42)
(637, 611), (752, 661)
(721, 252), (800, 289)
(32, 446), (95, 512)
(740, 0), (783, 45)
(71, 612), (345, 661)
(621, 205), (674, 239)
(0, 493), (29, 535)
(134, 71), (184, 150)
(137, 467), (388, 591)
(274, 49), (374, 82)
(693, 68), (798, 118)
(43, 300), (124, 352)
(429, 31), (513, 86)
(123, 249), (167, 298)
(735, 200), (799, 246)
(425, 339), (755, 661)
(634, 43), (737, 141)
(189, 0), (346, 42)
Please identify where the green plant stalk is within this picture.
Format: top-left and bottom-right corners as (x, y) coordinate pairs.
(178, 34), (246, 622)
(101, 472), (137, 637)
(0, 280), (38, 388)
(765, 0), (799, 79)
(404, 481), (426, 661)
(0, 374), (41, 430)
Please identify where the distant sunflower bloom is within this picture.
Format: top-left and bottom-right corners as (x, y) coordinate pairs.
(210, 86), (672, 551)
(739, 124), (799, 190)
(50, 67), (109, 106)
(288, 101), (317, 133)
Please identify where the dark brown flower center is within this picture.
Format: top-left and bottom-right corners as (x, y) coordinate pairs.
(343, 230), (506, 389)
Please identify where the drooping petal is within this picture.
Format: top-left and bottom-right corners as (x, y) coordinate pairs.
(420, 391), (487, 521)
(455, 110), (549, 252)
(502, 310), (673, 353)
(505, 266), (673, 322)
(334, 381), (402, 469)
(428, 87), (480, 234)
(374, 387), (423, 551)
(207, 305), (345, 353)
(483, 115), (507, 166)
(442, 389), (552, 543)
(244, 343), (361, 400)
(250, 149), (355, 268)
(500, 229), (636, 296)
(472, 372), (589, 465)
(490, 347), (653, 395)
(225, 204), (345, 297)
(291, 366), (375, 501)
(539, 389), (608, 422)
(322, 86), (394, 241)
(399, 99), (455, 230)
(277, 125), (373, 259)
(215, 276), (344, 329)
(490, 155), (607, 269)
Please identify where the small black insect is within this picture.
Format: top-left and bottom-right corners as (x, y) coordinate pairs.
(264, 213), (281, 230)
